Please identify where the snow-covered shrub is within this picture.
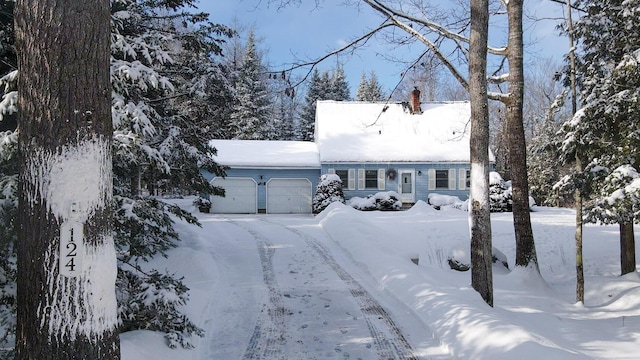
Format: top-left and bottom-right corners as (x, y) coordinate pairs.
(312, 174), (345, 214)
(348, 191), (402, 211)
(489, 172), (513, 212)
(115, 196), (203, 348)
(193, 196), (211, 213)
(428, 193), (468, 211)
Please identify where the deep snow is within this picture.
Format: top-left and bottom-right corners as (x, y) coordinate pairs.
(121, 198), (640, 359)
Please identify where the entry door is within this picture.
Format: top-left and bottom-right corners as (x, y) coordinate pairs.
(398, 169), (415, 203)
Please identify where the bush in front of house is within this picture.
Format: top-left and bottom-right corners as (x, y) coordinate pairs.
(428, 193), (468, 211)
(313, 174), (345, 214)
(489, 171), (513, 212)
(348, 191), (402, 211)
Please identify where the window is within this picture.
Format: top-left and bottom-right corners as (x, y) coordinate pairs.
(435, 170), (449, 189)
(466, 170), (471, 189)
(365, 170), (378, 189)
(358, 168), (385, 190)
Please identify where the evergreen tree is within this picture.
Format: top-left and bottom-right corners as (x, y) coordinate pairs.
(229, 29), (273, 140)
(329, 63), (350, 101)
(300, 69), (324, 141)
(0, 0), (230, 352)
(356, 71), (385, 101)
(312, 174), (345, 214)
(560, 0), (640, 275)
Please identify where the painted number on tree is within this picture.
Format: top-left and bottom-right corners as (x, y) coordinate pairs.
(59, 221), (84, 277)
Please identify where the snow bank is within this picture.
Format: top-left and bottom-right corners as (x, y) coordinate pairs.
(317, 202), (587, 359)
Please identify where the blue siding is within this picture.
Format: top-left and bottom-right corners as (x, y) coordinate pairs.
(321, 163), (471, 203)
(202, 168), (320, 211)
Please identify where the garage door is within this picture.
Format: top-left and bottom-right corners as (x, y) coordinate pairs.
(210, 177), (257, 214)
(266, 178), (312, 214)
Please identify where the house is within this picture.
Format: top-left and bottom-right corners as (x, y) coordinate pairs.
(203, 90), (494, 214)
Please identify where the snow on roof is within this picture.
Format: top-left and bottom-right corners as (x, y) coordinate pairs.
(315, 100), (495, 163)
(209, 139), (320, 168)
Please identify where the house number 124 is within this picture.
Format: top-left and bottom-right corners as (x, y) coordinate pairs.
(59, 221), (84, 277)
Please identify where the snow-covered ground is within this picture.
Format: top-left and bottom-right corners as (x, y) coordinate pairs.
(121, 198), (640, 359)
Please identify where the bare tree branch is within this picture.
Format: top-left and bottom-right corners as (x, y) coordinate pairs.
(364, 0), (507, 56)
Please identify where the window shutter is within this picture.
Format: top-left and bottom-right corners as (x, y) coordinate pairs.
(358, 169), (365, 190)
(328, 168), (335, 174)
(377, 169), (385, 190)
(448, 169), (456, 190)
(459, 168), (467, 190)
(348, 169), (356, 190)
(428, 169), (436, 190)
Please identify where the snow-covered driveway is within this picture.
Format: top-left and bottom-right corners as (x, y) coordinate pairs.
(192, 214), (444, 360)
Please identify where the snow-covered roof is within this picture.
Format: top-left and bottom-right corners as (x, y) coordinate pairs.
(315, 100), (495, 163)
(209, 139), (320, 168)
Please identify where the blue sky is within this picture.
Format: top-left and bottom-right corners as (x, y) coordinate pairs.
(200, 1), (570, 96)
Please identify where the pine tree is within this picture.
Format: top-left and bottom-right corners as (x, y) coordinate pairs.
(110, 0), (228, 348)
(561, 0), (640, 275)
(230, 29), (273, 140)
(15, 0), (120, 357)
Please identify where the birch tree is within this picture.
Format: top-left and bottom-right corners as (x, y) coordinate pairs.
(15, 0), (120, 358)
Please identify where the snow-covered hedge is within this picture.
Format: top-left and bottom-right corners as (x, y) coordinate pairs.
(348, 191), (402, 211)
(312, 174), (345, 214)
(428, 193), (468, 211)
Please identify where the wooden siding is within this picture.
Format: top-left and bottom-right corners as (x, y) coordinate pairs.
(321, 163), (472, 203)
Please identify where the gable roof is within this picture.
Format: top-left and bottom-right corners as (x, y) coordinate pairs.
(209, 139), (320, 168)
(315, 100), (494, 163)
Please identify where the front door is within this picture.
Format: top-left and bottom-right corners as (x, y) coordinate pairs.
(398, 169), (415, 203)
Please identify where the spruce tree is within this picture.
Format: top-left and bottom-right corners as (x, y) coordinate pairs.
(300, 69), (324, 141)
(561, 0), (640, 275)
(356, 71), (385, 101)
(329, 63), (351, 101)
(230, 29), (273, 140)
(0, 0), (230, 352)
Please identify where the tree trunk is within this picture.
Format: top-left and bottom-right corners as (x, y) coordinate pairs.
(620, 221), (636, 275)
(15, 0), (120, 358)
(506, 0), (538, 269)
(469, 0), (493, 307)
(566, 0), (584, 303)
(575, 157), (584, 303)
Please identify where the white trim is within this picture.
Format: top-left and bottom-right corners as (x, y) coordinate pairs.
(358, 169), (365, 190)
(398, 169), (416, 203)
(448, 169), (456, 190)
(428, 169), (436, 190)
(377, 168), (386, 190)
(459, 168), (467, 190)
(348, 169), (356, 190)
(328, 168), (336, 174)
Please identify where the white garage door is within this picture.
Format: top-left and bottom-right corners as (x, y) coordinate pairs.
(210, 177), (257, 214)
(266, 178), (312, 214)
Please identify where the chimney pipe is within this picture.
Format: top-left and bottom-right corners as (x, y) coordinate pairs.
(410, 87), (421, 114)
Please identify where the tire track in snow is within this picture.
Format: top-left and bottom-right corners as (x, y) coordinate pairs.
(228, 219), (315, 360)
(261, 218), (419, 360)
(236, 221), (286, 360)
